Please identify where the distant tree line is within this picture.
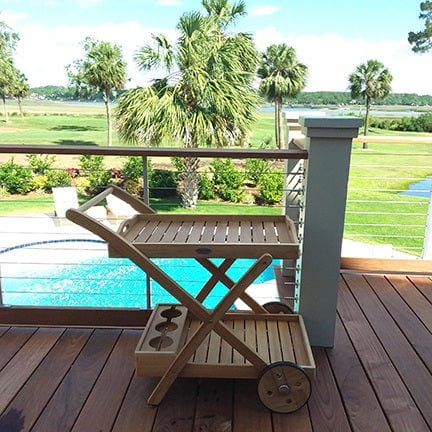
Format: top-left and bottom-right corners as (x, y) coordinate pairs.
(29, 86), (432, 107)
(285, 91), (432, 107)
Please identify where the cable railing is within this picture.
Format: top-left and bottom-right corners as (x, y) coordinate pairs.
(0, 147), (304, 310)
(344, 138), (432, 258)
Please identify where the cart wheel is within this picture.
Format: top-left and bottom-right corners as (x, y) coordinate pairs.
(258, 361), (311, 413)
(263, 301), (293, 314)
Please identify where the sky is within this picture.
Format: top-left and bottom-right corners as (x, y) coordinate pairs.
(1, 0), (432, 95)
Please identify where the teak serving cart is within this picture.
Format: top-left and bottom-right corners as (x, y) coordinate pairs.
(66, 185), (315, 413)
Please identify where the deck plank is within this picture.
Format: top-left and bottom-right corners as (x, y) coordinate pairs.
(71, 329), (141, 432)
(0, 326), (37, 371)
(367, 274), (432, 372)
(1, 270), (432, 431)
(30, 328), (121, 432)
(327, 316), (392, 432)
(0, 327), (64, 414)
(341, 273), (431, 431)
(0, 328), (92, 431)
(194, 378), (233, 432)
(308, 347), (352, 432)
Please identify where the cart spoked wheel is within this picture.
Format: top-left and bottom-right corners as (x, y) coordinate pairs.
(263, 301), (293, 314)
(258, 361), (311, 413)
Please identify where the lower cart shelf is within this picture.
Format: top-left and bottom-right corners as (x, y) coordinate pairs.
(135, 304), (315, 379)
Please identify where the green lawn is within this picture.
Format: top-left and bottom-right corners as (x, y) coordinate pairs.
(2, 100), (432, 256)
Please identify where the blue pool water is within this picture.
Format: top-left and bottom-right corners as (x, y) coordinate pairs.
(400, 176), (432, 198)
(1, 255), (276, 309)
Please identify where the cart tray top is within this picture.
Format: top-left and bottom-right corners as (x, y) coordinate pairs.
(109, 214), (298, 259)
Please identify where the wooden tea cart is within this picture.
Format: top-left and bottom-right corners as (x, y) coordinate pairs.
(66, 185), (315, 413)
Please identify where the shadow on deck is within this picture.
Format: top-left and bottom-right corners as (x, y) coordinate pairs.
(1, 271), (432, 431)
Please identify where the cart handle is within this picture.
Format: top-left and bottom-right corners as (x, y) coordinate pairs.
(74, 184), (154, 215)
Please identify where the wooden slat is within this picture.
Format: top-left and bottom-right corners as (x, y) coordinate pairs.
(30, 329), (121, 432)
(267, 320), (282, 363)
(409, 276), (432, 304)
(194, 379), (233, 432)
(1, 328), (92, 431)
(256, 320), (270, 364)
(0, 327), (37, 371)
(263, 221), (278, 244)
(233, 379), (272, 431)
(327, 317), (392, 432)
(366, 275), (432, 372)
(290, 321), (309, 366)
(151, 378), (198, 431)
(71, 330), (140, 431)
(112, 376), (160, 432)
(308, 347), (352, 432)
(252, 220), (265, 243)
(187, 220), (204, 243)
(278, 320), (295, 362)
(341, 257), (432, 274)
(340, 274), (430, 431)
(0, 328), (64, 413)
(0, 306), (151, 327)
(345, 273), (432, 428)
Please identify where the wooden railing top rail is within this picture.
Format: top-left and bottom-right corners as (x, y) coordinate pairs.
(0, 144), (308, 160)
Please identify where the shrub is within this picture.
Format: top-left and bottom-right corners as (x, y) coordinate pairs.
(45, 169), (72, 190)
(171, 157), (183, 180)
(87, 170), (113, 195)
(0, 160), (35, 194)
(123, 179), (142, 196)
(79, 155), (105, 176)
(198, 172), (216, 200)
(26, 154), (56, 174)
(212, 158), (245, 203)
(245, 158), (270, 186)
(149, 169), (178, 198)
(75, 177), (91, 195)
(121, 156), (149, 182)
(257, 170), (284, 205)
(33, 174), (48, 190)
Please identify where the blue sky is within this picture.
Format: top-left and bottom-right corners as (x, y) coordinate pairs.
(2, 0), (432, 94)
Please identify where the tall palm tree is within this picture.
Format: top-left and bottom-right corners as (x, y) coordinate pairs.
(257, 44), (308, 149)
(116, 0), (258, 208)
(10, 71), (30, 116)
(348, 59), (392, 149)
(68, 38), (127, 146)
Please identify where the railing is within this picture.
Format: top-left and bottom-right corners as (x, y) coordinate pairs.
(0, 117), (362, 346)
(345, 135), (432, 259)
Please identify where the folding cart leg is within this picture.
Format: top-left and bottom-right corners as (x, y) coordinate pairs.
(196, 257), (269, 313)
(147, 253), (273, 406)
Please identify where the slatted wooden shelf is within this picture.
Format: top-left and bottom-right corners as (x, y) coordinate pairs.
(110, 214), (298, 259)
(135, 304), (315, 380)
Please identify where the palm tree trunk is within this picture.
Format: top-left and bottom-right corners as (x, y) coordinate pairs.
(363, 98), (370, 149)
(181, 157), (200, 208)
(276, 98), (283, 149)
(103, 90), (112, 146)
(274, 102), (279, 148)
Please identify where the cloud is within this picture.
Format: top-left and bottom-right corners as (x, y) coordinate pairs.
(1, 11), (27, 27)
(13, 20), (178, 88)
(249, 5), (280, 16)
(254, 27), (432, 94)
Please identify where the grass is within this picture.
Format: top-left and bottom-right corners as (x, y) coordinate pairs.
(2, 99), (432, 255)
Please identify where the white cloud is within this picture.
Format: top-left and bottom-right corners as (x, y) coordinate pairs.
(254, 27), (432, 95)
(1, 11), (27, 27)
(13, 21), (178, 88)
(249, 5), (279, 16)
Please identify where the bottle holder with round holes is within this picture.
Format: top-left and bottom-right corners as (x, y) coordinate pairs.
(135, 304), (189, 377)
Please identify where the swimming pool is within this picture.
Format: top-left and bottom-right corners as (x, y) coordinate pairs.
(1, 253), (277, 309)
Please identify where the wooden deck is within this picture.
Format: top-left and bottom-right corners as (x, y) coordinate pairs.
(1, 271), (432, 431)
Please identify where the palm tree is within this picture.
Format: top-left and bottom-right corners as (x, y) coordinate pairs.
(116, 0), (258, 208)
(10, 71), (30, 116)
(348, 59), (392, 149)
(257, 44), (308, 149)
(68, 38), (127, 146)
